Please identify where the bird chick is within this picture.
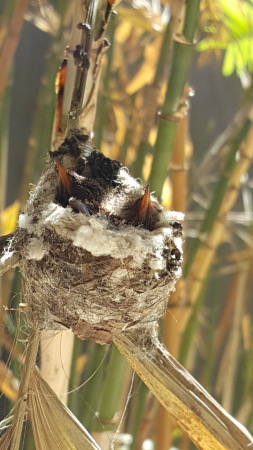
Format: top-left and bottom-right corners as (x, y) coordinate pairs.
(120, 185), (161, 231)
(55, 159), (103, 214)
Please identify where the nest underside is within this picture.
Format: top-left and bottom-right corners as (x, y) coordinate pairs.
(19, 230), (179, 344)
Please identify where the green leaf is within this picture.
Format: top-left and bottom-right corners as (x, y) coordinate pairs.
(222, 44), (235, 76)
(197, 38), (226, 52)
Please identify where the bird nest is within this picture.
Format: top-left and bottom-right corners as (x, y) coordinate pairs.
(14, 132), (183, 344)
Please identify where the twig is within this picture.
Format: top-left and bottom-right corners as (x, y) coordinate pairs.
(68, 0), (99, 130)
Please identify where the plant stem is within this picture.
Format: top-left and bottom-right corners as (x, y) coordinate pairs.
(149, 0), (200, 197)
(68, 0), (98, 129)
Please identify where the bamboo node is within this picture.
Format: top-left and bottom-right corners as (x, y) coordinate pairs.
(172, 33), (194, 46)
(169, 162), (189, 172)
(239, 148), (253, 161)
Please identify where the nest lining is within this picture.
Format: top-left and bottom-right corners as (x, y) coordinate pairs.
(19, 201), (182, 272)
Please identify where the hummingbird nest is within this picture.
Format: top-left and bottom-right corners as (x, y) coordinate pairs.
(14, 132), (183, 345)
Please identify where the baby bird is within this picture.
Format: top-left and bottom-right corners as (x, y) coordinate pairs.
(55, 159), (161, 231)
(120, 185), (161, 231)
(55, 159), (103, 214)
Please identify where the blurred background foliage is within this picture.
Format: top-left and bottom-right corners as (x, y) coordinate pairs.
(0, 0), (253, 449)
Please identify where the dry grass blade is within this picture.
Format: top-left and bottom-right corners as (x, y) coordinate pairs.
(28, 368), (101, 450)
(114, 328), (253, 450)
(0, 336), (101, 450)
(0, 426), (13, 448)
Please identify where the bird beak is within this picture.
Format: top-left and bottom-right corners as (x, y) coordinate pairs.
(138, 185), (151, 218)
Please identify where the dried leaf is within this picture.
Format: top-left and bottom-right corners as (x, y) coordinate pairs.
(28, 369), (101, 449)
(114, 328), (253, 450)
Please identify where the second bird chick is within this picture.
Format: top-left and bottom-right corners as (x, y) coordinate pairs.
(117, 185), (161, 231)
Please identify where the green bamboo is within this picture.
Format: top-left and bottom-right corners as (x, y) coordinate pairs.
(132, 140), (150, 178)
(132, 19), (172, 178)
(79, 343), (107, 431)
(149, 0), (200, 196)
(183, 118), (251, 277)
(201, 277), (223, 391)
(67, 336), (83, 415)
(127, 381), (149, 448)
(93, 344), (128, 432)
(179, 279), (207, 366)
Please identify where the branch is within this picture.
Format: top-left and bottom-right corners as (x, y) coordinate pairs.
(61, 0), (114, 135)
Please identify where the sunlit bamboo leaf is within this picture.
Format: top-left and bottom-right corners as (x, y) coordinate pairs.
(0, 201), (20, 235)
(222, 43), (235, 76)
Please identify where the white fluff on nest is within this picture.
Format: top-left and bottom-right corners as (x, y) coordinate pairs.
(18, 198), (183, 275)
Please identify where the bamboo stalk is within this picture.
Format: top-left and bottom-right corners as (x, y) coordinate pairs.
(182, 120), (253, 330)
(149, 0), (200, 197)
(184, 112), (252, 277)
(92, 344), (129, 449)
(0, 0), (29, 96)
(131, 19), (172, 178)
(95, 345), (128, 428)
(79, 343), (107, 430)
(40, 329), (74, 404)
(127, 381), (149, 448)
(215, 265), (248, 412)
(155, 114), (190, 450)
(114, 328), (253, 450)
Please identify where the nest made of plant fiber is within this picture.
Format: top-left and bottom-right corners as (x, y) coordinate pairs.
(15, 132), (183, 344)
